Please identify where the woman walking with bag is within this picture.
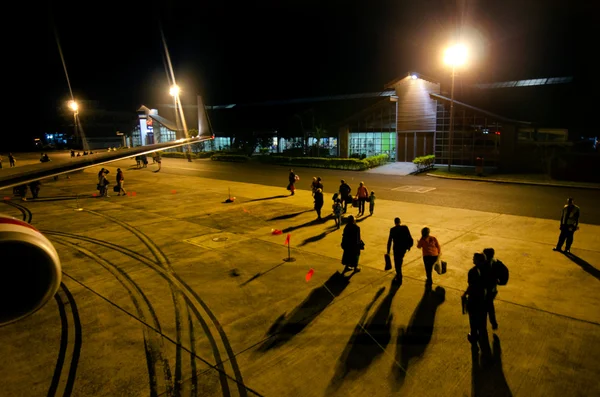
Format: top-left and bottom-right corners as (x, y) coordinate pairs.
(417, 227), (441, 285)
(341, 215), (362, 273)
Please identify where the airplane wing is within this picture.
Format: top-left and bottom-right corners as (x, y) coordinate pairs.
(0, 136), (212, 191)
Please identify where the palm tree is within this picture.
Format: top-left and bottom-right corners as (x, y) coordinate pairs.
(312, 125), (327, 157)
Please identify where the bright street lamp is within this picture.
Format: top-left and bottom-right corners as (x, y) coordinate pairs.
(68, 100), (79, 146)
(443, 44), (468, 172)
(68, 100), (78, 112)
(169, 85), (180, 97)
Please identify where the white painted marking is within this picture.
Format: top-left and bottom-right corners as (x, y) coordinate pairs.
(391, 185), (437, 193)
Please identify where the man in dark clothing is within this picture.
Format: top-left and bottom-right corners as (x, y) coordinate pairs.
(386, 217), (414, 285)
(314, 188), (324, 220)
(483, 248), (499, 330)
(288, 169), (296, 195)
(339, 180), (352, 213)
(463, 253), (493, 351)
(553, 197), (580, 253)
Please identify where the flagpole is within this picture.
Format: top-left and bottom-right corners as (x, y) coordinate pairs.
(283, 233), (296, 262)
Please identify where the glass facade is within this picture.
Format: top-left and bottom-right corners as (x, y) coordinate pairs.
(347, 101), (396, 160)
(156, 125), (177, 143)
(349, 132), (396, 158)
(434, 103), (502, 166)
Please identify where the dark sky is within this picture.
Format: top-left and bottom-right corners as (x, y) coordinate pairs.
(40, 0), (594, 139)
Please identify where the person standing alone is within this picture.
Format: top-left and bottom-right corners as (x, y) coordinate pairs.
(116, 168), (127, 196)
(553, 197), (580, 253)
(386, 217), (413, 285)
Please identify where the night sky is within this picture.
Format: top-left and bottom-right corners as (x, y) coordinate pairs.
(39, 0), (594, 145)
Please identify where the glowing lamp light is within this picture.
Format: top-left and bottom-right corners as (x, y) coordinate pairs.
(411, 74), (418, 80)
(169, 85), (180, 97)
(68, 100), (78, 112)
(444, 45), (468, 67)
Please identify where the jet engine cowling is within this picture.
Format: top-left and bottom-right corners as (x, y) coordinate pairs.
(0, 215), (62, 325)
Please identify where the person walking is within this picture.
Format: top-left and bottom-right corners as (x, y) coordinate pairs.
(386, 217), (414, 285)
(8, 153), (16, 167)
(28, 181), (41, 199)
(369, 191), (376, 216)
(483, 248), (500, 330)
(310, 177), (318, 196)
(116, 168), (127, 196)
(135, 155), (141, 168)
(553, 197), (580, 253)
(341, 215), (362, 273)
(288, 169), (296, 196)
(339, 180), (351, 213)
(314, 188), (324, 220)
(333, 198), (343, 229)
(462, 252), (493, 351)
(356, 182), (369, 217)
(70, 149), (75, 158)
(155, 153), (162, 171)
(417, 227), (441, 285)
(97, 168), (110, 197)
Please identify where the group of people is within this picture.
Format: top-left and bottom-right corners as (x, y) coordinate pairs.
(96, 167), (126, 197)
(286, 171), (377, 224)
(70, 150), (95, 157)
(343, 214), (507, 350)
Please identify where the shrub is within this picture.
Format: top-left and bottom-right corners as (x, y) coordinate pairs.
(413, 155), (435, 171)
(257, 153), (389, 170)
(160, 151), (189, 159)
(211, 154), (250, 162)
(197, 151), (216, 158)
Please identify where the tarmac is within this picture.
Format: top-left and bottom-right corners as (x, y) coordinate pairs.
(0, 160), (599, 397)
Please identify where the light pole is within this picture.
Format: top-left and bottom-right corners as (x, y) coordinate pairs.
(443, 45), (467, 172)
(170, 84), (193, 162)
(68, 100), (79, 147)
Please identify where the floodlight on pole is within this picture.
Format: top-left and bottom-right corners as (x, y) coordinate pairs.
(169, 85), (180, 97)
(68, 100), (78, 112)
(443, 44), (468, 172)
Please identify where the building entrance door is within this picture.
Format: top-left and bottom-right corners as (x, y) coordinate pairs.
(397, 132), (434, 161)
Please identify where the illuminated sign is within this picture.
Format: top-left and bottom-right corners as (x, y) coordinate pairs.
(146, 118), (153, 132)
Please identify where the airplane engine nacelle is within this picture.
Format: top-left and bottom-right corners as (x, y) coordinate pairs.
(0, 215), (61, 325)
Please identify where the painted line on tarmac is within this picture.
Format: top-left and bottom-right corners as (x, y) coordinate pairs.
(163, 166), (230, 172)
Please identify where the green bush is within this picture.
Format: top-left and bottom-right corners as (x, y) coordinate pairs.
(413, 155), (435, 171)
(160, 152), (189, 159)
(211, 154), (250, 162)
(197, 151), (216, 158)
(257, 153), (389, 170)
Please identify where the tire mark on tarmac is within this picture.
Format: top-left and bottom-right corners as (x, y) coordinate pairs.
(2, 199), (32, 223)
(83, 210), (249, 397)
(47, 284), (83, 397)
(2, 202), (83, 397)
(83, 209), (189, 396)
(51, 239), (172, 397)
(43, 230), (260, 397)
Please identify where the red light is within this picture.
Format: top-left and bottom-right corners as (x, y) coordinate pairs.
(495, 131), (501, 135)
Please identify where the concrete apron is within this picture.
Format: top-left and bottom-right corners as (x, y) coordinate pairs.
(0, 164), (598, 397)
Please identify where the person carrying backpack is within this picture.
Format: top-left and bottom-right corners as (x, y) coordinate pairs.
(483, 248), (508, 330)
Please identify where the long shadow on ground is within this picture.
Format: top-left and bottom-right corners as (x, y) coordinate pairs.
(472, 334), (512, 396)
(298, 224), (339, 246)
(564, 252), (600, 281)
(392, 285), (445, 389)
(269, 210), (313, 221)
(247, 195), (289, 202)
(328, 282), (400, 392)
(257, 271), (355, 351)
